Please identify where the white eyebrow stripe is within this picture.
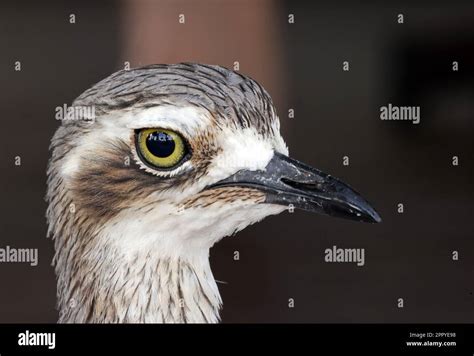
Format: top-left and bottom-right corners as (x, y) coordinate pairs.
(124, 105), (212, 137)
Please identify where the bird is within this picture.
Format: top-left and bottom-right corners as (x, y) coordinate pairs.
(46, 63), (381, 323)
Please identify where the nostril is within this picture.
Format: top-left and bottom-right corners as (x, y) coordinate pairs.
(281, 177), (326, 194)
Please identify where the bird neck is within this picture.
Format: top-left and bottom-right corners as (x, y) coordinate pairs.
(47, 158), (224, 323)
(56, 247), (222, 323)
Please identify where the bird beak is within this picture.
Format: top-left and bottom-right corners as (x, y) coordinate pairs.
(209, 152), (381, 223)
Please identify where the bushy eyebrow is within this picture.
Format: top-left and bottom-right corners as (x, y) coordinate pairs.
(72, 63), (278, 139)
(123, 105), (213, 140)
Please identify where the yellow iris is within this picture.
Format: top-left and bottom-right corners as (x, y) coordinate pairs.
(137, 128), (187, 169)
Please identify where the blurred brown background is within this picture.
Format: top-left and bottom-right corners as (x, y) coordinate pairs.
(0, 0), (473, 323)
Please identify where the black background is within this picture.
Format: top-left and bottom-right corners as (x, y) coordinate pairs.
(0, 0), (473, 323)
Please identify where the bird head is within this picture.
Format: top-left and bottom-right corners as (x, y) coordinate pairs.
(47, 63), (381, 322)
(48, 63), (380, 262)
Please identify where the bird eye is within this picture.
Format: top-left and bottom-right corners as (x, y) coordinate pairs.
(136, 128), (188, 169)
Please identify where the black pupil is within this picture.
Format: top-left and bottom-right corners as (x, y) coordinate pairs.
(146, 131), (175, 158)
